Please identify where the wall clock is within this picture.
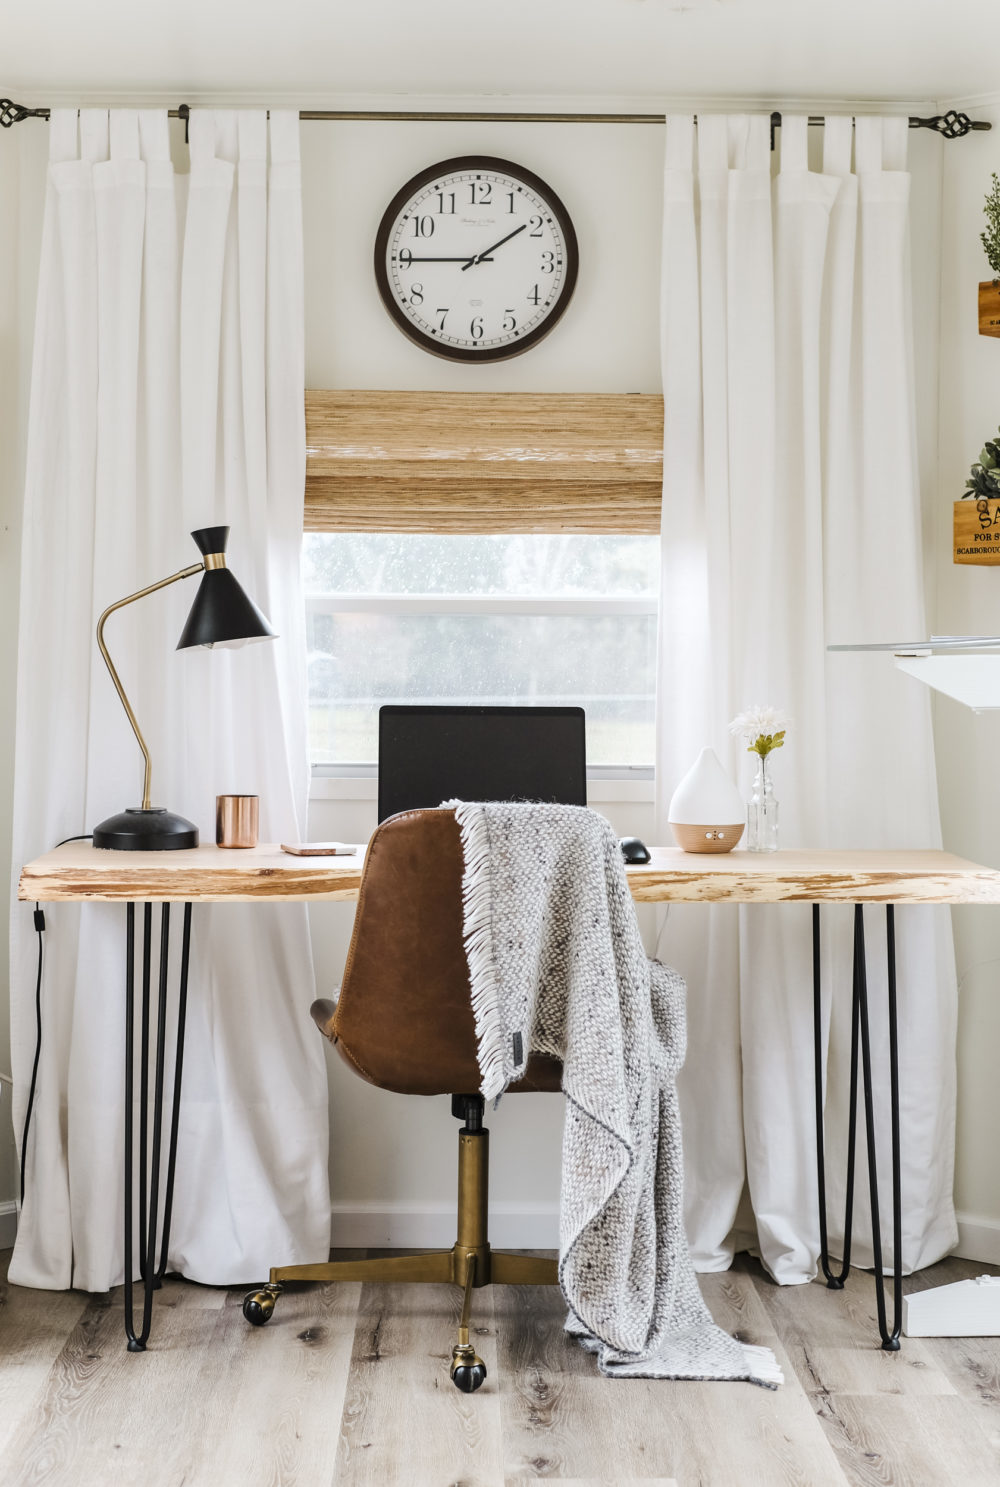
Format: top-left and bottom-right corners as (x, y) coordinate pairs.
(374, 156), (579, 363)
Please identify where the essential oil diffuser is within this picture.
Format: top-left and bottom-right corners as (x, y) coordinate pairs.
(668, 747), (745, 853)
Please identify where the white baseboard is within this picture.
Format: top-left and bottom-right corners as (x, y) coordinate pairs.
(954, 1211), (1000, 1266)
(330, 1200), (559, 1250)
(0, 1200), (17, 1251)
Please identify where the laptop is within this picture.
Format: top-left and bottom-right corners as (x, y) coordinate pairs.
(377, 705), (587, 823)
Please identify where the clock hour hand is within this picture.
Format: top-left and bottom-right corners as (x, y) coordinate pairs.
(462, 223), (528, 270)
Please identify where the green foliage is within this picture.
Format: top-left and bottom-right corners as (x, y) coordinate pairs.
(983, 173), (1000, 278)
(748, 731), (785, 759)
(964, 423), (1000, 498)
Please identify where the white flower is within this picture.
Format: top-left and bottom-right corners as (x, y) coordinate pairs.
(728, 704), (792, 744)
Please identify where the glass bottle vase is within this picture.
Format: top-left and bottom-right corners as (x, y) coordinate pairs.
(747, 752), (779, 853)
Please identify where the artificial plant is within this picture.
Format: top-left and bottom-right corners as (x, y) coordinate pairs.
(964, 427), (1000, 499)
(982, 173), (1000, 280)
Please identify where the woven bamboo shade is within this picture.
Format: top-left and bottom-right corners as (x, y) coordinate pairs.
(304, 390), (664, 534)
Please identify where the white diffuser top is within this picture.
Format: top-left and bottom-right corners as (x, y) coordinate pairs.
(668, 747), (744, 824)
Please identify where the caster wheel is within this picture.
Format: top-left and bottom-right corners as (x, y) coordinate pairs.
(451, 1361), (487, 1393)
(450, 1342), (487, 1392)
(243, 1289), (276, 1326)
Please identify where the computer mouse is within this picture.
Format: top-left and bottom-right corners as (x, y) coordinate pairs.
(619, 836), (651, 864)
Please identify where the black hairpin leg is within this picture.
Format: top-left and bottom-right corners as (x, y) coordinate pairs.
(812, 903), (859, 1288)
(813, 902), (902, 1349)
(123, 901), (193, 1352)
(856, 904), (902, 1349)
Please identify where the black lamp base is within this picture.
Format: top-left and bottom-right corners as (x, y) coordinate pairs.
(93, 807), (200, 852)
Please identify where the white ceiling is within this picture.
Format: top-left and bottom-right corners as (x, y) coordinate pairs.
(2, 0), (996, 107)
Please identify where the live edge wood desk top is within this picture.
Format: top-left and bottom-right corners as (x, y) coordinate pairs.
(18, 843), (1000, 905)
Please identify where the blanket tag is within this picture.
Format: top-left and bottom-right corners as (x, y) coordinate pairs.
(512, 1031), (524, 1067)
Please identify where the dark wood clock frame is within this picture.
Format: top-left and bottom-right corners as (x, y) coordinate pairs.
(373, 155), (579, 363)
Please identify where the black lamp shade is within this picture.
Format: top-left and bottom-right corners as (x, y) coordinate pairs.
(176, 526), (276, 650)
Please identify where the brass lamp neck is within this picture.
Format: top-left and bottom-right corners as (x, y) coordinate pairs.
(96, 562), (204, 812)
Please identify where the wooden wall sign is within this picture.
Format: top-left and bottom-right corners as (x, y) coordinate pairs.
(979, 281), (1000, 338)
(954, 497), (1000, 564)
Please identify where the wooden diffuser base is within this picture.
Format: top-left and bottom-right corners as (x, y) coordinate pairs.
(670, 823), (745, 853)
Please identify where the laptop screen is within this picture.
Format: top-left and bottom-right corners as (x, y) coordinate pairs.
(377, 705), (587, 823)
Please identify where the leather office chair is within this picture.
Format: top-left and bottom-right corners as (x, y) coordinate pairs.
(242, 806), (561, 1392)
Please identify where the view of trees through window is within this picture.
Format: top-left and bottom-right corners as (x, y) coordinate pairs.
(304, 533), (659, 767)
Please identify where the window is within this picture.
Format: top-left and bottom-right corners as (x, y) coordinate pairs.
(304, 533), (659, 774)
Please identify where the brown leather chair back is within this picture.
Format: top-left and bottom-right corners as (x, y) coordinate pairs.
(328, 807), (560, 1097)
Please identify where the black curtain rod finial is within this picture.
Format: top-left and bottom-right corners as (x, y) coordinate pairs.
(0, 98), (46, 128)
(910, 109), (990, 139)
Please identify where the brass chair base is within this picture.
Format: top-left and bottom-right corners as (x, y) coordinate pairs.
(264, 1244), (557, 1289)
(242, 1104), (559, 1391)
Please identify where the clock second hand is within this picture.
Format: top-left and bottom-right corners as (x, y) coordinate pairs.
(462, 223), (528, 270)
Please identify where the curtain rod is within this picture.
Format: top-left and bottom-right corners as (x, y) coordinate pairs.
(0, 99), (991, 139)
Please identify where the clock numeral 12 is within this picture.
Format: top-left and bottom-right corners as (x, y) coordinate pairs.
(470, 182), (492, 205)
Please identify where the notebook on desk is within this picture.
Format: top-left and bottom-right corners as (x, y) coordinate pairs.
(377, 704), (587, 823)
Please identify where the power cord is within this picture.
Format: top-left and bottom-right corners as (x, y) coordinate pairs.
(18, 833), (92, 1208)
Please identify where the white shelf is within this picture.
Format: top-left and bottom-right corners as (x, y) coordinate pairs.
(894, 655), (1000, 712)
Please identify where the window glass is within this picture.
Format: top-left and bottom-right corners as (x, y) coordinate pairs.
(304, 534), (659, 768)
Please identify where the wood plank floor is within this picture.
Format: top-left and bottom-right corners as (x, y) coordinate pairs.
(2, 1247), (999, 1486)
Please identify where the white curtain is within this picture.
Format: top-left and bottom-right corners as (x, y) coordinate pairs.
(8, 109), (330, 1290)
(657, 114), (957, 1284)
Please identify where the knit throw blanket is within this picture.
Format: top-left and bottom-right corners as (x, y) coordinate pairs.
(451, 800), (782, 1388)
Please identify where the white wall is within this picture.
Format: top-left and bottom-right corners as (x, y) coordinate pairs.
(933, 95), (1000, 1261)
(0, 105), (958, 1255)
(300, 117), (665, 393)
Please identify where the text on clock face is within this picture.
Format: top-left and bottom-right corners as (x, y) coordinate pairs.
(386, 168), (569, 350)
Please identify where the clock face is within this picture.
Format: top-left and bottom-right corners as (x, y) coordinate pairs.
(374, 156), (579, 363)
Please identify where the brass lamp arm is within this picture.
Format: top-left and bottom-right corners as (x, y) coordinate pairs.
(96, 563), (205, 812)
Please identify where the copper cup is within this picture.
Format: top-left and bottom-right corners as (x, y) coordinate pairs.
(216, 794), (259, 849)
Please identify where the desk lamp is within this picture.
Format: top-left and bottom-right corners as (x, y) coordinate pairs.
(92, 526), (275, 851)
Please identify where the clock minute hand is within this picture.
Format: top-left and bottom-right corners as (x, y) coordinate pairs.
(462, 223), (528, 270)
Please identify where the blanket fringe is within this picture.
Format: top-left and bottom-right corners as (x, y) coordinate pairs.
(740, 1344), (784, 1390)
(448, 800), (508, 1101)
